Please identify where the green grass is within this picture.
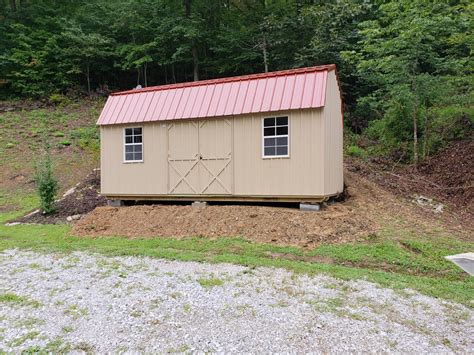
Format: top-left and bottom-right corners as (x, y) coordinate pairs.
(0, 222), (472, 306)
(0, 293), (28, 303)
(309, 237), (471, 280)
(0, 293), (42, 308)
(197, 277), (224, 288)
(0, 192), (473, 307)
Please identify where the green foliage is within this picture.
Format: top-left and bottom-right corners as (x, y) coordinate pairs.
(34, 143), (58, 214)
(0, 0), (471, 161)
(350, 0), (472, 161)
(52, 131), (64, 137)
(346, 145), (367, 159)
(48, 93), (70, 106)
(70, 126), (99, 152)
(59, 140), (71, 146)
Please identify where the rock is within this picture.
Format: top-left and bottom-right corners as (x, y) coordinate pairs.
(23, 209), (40, 218)
(67, 214), (81, 222)
(62, 187), (77, 197)
(5, 222), (21, 226)
(415, 195), (432, 205)
(434, 204), (444, 214)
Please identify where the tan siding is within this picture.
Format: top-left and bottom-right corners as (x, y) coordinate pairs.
(323, 70), (344, 195)
(100, 123), (168, 195)
(232, 109), (324, 196)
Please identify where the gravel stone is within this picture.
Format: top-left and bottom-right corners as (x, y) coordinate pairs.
(0, 249), (472, 353)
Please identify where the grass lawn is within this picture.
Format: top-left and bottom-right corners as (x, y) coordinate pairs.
(1, 193), (473, 308)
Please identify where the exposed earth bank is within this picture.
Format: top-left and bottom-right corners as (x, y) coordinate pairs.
(72, 166), (473, 247)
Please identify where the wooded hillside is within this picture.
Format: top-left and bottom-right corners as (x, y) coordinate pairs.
(0, 0), (472, 163)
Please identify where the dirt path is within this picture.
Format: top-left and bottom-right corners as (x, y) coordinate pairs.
(1, 250), (472, 353)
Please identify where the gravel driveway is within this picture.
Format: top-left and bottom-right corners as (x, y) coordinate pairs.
(0, 249), (472, 353)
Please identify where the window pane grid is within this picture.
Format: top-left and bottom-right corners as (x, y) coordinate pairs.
(263, 117), (288, 157)
(124, 127), (143, 162)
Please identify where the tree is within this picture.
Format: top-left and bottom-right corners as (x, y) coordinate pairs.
(352, 0), (470, 163)
(60, 26), (113, 96)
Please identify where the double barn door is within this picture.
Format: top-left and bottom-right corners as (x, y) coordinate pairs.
(167, 119), (233, 195)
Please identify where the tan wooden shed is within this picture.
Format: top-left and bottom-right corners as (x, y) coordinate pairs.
(97, 65), (343, 203)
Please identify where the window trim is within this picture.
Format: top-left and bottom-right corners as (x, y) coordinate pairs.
(123, 126), (144, 163)
(261, 115), (290, 159)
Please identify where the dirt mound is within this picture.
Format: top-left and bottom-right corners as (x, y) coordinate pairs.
(72, 167), (471, 248)
(72, 202), (376, 248)
(17, 171), (106, 224)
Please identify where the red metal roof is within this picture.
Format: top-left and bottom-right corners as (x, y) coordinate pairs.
(97, 65), (335, 125)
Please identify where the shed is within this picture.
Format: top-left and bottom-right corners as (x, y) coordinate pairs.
(97, 64), (343, 203)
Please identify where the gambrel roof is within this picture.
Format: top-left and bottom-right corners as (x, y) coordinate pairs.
(97, 64), (335, 125)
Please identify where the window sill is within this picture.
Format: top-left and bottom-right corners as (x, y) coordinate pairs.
(123, 160), (144, 164)
(262, 155), (290, 160)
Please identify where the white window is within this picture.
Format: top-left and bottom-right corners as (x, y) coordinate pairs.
(262, 116), (289, 157)
(124, 127), (143, 162)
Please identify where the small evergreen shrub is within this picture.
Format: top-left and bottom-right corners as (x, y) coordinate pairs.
(35, 144), (59, 214)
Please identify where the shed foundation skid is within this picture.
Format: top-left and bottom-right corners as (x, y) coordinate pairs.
(107, 199), (124, 207)
(103, 195), (329, 204)
(299, 203), (321, 212)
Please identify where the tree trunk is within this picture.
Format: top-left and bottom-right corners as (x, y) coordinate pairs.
(184, 0), (199, 81)
(86, 63), (91, 96)
(412, 101), (418, 166)
(411, 78), (418, 167)
(10, 0), (16, 11)
(172, 63), (176, 83)
(423, 109), (429, 160)
(136, 68), (140, 86)
(262, 35), (269, 73)
(144, 62), (148, 87)
(192, 47), (199, 81)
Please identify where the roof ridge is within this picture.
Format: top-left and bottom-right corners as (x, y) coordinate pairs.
(111, 64), (336, 96)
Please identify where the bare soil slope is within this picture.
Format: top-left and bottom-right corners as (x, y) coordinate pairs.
(72, 165), (473, 248)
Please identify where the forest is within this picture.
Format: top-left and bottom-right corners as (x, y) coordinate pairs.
(0, 0), (472, 163)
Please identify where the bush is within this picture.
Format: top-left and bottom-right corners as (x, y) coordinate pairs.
(346, 144), (367, 158)
(48, 93), (71, 106)
(70, 126), (99, 152)
(35, 144), (59, 214)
